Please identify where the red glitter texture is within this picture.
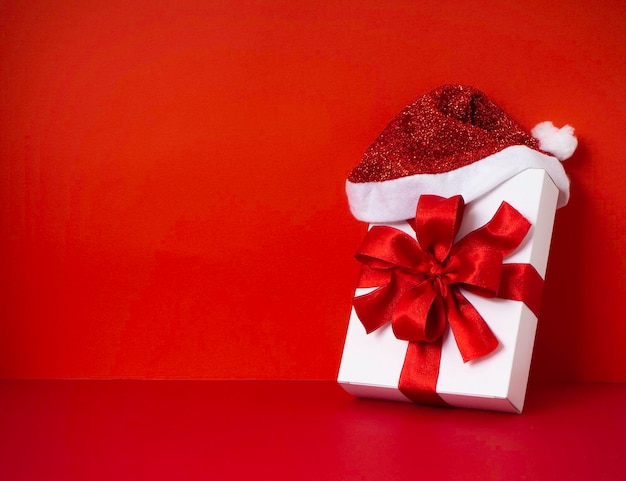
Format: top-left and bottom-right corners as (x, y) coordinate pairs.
(348, 84), (540, 183)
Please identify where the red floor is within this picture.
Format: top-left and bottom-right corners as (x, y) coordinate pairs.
(1, 380), (624, 480)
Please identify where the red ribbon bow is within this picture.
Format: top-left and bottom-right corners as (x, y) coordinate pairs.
(354, 195), (544, 404)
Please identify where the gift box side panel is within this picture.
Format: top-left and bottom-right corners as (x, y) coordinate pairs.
(507, 304), (541, 412)
(437, 393), (519, 413)
(525, 170), (559, 276)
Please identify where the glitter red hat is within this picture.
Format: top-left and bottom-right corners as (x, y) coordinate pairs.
(346, 84), (576, 223)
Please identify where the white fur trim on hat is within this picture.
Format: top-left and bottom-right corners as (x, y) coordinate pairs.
(346, 145), (570, 223)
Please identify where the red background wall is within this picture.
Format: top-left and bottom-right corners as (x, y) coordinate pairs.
(1, 0), (624, 381)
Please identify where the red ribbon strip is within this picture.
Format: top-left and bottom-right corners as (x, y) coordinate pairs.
(353, 195), (543, 405)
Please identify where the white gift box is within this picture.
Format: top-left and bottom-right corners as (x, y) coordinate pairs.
(337, 168), (559, 413)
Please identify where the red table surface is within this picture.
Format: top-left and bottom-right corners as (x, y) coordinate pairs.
(0, 380), (623, 480)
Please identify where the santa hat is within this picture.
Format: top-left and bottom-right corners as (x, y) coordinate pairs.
(346, 84), (577, 223)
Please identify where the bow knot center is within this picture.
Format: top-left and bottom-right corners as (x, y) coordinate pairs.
(425, 262), (443, 279)
(420, 258), (451, 296)
(422, 257), (448, 281)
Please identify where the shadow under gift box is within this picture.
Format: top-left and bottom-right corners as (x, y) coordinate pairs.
(337, 168), (558, 413)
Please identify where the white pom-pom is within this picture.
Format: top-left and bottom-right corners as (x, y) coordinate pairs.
(531, 121), (578, 161)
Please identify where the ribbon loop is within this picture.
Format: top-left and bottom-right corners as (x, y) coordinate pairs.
(356, 226), (427, 273)
(413, 195), (465, 262)
(453, 201), (531, 257)
(445, 246), (502, 296)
